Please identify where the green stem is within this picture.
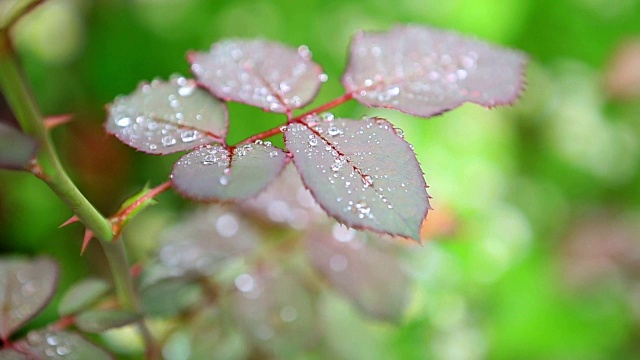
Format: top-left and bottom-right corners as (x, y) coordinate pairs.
(0, 30), (159, 358)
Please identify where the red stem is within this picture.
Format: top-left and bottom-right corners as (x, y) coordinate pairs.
(235, 124), (285, 146)
(293, 92), (354, 122)
(112, 181), (173, 235)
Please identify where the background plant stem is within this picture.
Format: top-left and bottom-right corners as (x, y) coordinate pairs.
(0, 30), (159, 359)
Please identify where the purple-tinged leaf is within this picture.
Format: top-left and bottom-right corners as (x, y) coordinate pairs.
(189, 40), (325, 113)
(342, 25), (527, 117)
(13, 329), (112, 359)
(58, 278), (111, 317)
(0, 122), (38, 171)
(74, 310), (140, 333)
(284, 117), (430, 240)
(232, 269), (317, 354)
(241, 164), (327, 229)
(0, 257), (59, 341)
(106, 76), (227, 155)
(307, 225), (410, 322)
(171, 143), (287, 201)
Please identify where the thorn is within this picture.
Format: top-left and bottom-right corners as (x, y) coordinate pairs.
(59, 215), (80, 228)
(44, 114), (73, 130)
(80, 229), (94, 255)
(130, 263), (142, 278)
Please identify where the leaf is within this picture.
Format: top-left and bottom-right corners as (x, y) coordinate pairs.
(13, 329), (112, 359)
(189, 39), (325, 113)
(0, 348), (29, 359)
(306, 225), (410, 322)
(140, 279), (202, 317)
(342, 25), (527, 117)
(105, 76), (227, 155)
(0, 0), (40, 29)
(112, 183), (159, 230)
(74, 310), (140, 333)
(171, 143), (287, 201)
(58, 278), (111, 317)
(0, 122), (38, 171)
(284, 117), (430, 240)
(0, 257), (58, 341)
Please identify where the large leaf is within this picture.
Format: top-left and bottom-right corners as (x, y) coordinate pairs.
(284, 117), (430, 240)
(0, 257), (58, 341)
(75, 310), (140, 333)
(106, 76), (227, 154)
(0, 122), (38, 171)
(342, 25), (527, 117)
(58, 278), (111, 317)
(189, 39), (324, 113)
(13, 329), (112, 359)
(306, 225), (410, 322)
(171, 143), (287, 201)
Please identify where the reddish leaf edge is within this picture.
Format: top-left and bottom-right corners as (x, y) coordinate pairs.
(186, 39), (326, 116)
(170, 144), (291, 203)
(0, 257), (60, 342)
(8, 330), (115, 360)
(285, 118), (432, 243)
(341, 24), (529, 119)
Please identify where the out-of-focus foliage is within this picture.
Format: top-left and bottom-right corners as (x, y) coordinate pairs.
(2, 0), (640, 359)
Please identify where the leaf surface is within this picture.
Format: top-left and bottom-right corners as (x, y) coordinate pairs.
(0, 123), (38, 171)
(14, 329), (112, 359)
(342, 25), (527, 117)
(0, 257), (58, 340)
(106, 76), (227, 154)
(284, 117), (430, 240)
(306, 225), (410, 322)
(171, 143), (287, 201)
(0, 0), (40, 29)
(74, 310), (139, 333)
(190, 40), (324, 113)
(58, 278), (110, 317)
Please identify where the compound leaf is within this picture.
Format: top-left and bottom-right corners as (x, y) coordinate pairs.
(306, 225), (410, 322)
(171, 143), (287, 201)
(0, 257), (58, 341)
(342, 25), (527, 117)
(284, 117), (430, 241)
(13, 329), (112, 359)
(0, 123), (38, 171)
(106, 76), (227, 154)
(190, 40), (324, 113)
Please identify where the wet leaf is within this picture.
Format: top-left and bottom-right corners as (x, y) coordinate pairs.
(284, 117), (430, 240)
(232, 270), (317, 355)
(241, 164), (327, 229)
(58, 278), (111, 317)
(13, 329), (112, 359)
(342, 25), (527, 117)
(307, 225), (410, 322)
(0, 122), (38, 171)
(190, 39), (324, 113)
(0, 348), (29, 359)
(0, 257), (58, 340)
(171, 143), (287, 201)
(147, 206), (259, 282)
(105, 76), (227, 155)
(74, 310), (140, 333)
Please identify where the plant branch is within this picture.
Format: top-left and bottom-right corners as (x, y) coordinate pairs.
(293, 92), (354, 122)
(234, 124), (284, 146)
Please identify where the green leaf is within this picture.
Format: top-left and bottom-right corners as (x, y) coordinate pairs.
(0, 122), (38, 171)
(114, 183), (158, 228)
(141, 279), (202, 317)
(74, 309), (140, 333)
(0, 0), (40, 29)
(0, 256), (58, 340)
(58, 278), (111, 317)
(13, 329), (112, 359)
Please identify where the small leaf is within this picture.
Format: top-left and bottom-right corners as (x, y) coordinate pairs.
(171, 143), (287, 201)
(13, 329), (112, 359)
(342, 25), (527, 117)
(113, 183), (159, 230)
(190, 39), (324, 113)
(141, 279), (202, 317)
(105, 76), (227, 154)
(0, 257), (59, 341)
(0, 122), (38, 170)
(284, 117), (430, 240)
(58, 278), (111, 317)
(307, 225), (410, 322)
(74, 310), (140, 333)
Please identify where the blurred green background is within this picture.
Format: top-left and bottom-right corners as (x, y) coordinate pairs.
(2, 0), (640, 358)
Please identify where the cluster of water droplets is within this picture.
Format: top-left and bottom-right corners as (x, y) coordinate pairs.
(190, 40), (323, 113)
(107, 75), (222, 154)
(23, 330), (82, 359)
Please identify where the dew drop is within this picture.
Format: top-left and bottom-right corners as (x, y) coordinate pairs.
(308, 138), (318, 147)
(219, 175), (229, 186)
(234, 274), (254, 292)
(56, 345), (71, 356)
(331, 162), (342, 172)
(280, 125), (288, 132)
(320, 112), (334, 122)
(178, 83), (196, 97)
(327, 126), (343, 137)
(269, 150), (279, 158)
(254, 139), (263, 145)
(394, 127), (405, 138)
(115, 117), (132, 127)
(318, 73), (329, 82)
(297, 45), (311, 59)
(162, 136), (177, 147)
(180, 130), (197, 143)
(215, 213), (239, 237)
